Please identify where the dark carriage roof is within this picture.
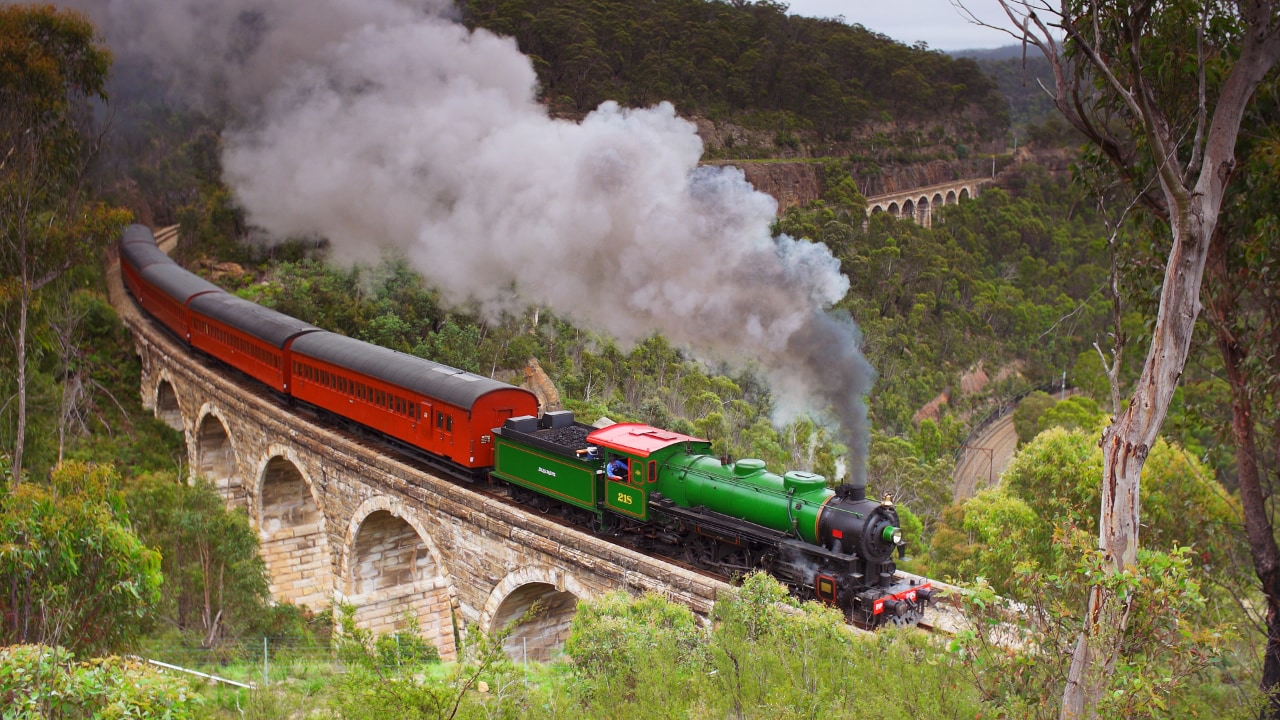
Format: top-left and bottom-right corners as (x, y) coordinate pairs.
(291, 332), (533, 410)
(120, 237), (174, 272)
(189, 292), (321, 348)
(140, 262), (223, 305)
(121, 224), (159, 247)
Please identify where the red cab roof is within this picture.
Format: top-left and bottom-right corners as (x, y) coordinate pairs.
(587, 423), (708, 458)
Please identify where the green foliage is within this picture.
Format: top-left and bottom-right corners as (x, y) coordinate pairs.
(0, 5), (132, 478)
(865, 431), (954, 534)
(951, 540), (1259, 719)
(780, 166), (1115, 437)
(124, 473), (270, 647)
(330, 603), (526, 720)
(563, 590), (701, 707)
(0, 644), (200, 719)
(929, 487), (1044, 589)
(932, 428), (1243, 604)
(462, 0), (1004, 140)
(374, 620), (442, 672)
(1071, 348), (1111, 406)
(1013, 390), (1056, 446)
(1036, 395), (1104, 436)
(0, 460), (161, 655)
(564, 573), (981, 718)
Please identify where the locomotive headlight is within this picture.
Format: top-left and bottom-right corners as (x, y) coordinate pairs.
(882, 526), (903, 545)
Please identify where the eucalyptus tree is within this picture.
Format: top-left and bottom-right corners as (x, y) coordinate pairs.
(0, 6), (128, 480)
(960, 1), (1280, 717)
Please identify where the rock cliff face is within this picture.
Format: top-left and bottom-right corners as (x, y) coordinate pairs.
(851, 158), (1002, 197)
(704, 161), (823, 213)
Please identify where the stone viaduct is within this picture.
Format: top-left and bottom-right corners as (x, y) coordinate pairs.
(866, 178), (988, 228)
(108, 253), (727, 662)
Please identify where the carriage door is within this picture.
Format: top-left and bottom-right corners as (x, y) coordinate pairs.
(436, 407), (454, 449)
(418, 402), (434, 452)
(478, 407), (514, 466)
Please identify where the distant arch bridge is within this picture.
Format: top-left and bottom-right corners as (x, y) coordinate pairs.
(866, 178), (989, 228)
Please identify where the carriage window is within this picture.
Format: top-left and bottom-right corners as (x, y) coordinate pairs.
(409, 403), (416, 419)
(436, 412), (443, 429)
(648, 460), (657, 483)
(445, 416), (453, 432)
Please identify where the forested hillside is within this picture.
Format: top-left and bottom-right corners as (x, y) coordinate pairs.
(462, 0), (1006, 144)
(2, 1), (1273, 718)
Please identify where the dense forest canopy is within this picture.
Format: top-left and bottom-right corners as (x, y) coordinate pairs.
(462, 0), (1007, 139)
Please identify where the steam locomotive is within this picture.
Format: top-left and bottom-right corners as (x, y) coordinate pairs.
(119, 224), (933, 626)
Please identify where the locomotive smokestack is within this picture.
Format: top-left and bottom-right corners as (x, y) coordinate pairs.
(76, 0), (876, 484)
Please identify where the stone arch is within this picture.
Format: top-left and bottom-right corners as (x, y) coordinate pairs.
(340, 498), (456, 658)
(871, 204), (884, 214)
(932, 192), (944, 207)
(917, 196), (930, 225)
(887, 201), (900, 218)
(154, 372), (182, 431)
(194, 405), (245, 508)
(342, 496), (448, 589)
(349, 510), (438, 594)
(479, 566), (591, 662)
(902, 199), (915, 223)
(959, 187), (971, 201)
(946, 189), (957, 205)
(254, 446), (333, 610)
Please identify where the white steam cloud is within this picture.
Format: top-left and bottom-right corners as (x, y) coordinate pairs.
(75, 0), (875, 484)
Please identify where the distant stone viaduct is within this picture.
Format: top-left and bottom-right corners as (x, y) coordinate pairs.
(108, 258), (726, 662)
(865, 178), (988, 228)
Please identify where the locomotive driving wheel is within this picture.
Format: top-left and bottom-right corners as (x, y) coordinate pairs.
(718, 545), (755, 574)
(686, 535), (717, 567)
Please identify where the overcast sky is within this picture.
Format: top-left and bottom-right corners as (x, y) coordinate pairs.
(783, 0), (1019, 51)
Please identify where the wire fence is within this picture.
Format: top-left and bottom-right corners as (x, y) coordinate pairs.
(137, 635), (557, 688)
(138, 637), (342, 687)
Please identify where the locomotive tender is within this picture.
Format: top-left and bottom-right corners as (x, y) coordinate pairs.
(120, 224), (933, 626)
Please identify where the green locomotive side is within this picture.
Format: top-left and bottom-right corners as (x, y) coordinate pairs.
(491, 416), (603, 515)
(490, 418), (842, 544)
(654, 454), (831, 545)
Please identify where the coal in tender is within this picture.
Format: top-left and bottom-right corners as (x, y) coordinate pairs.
(535, 424), (593, 449)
